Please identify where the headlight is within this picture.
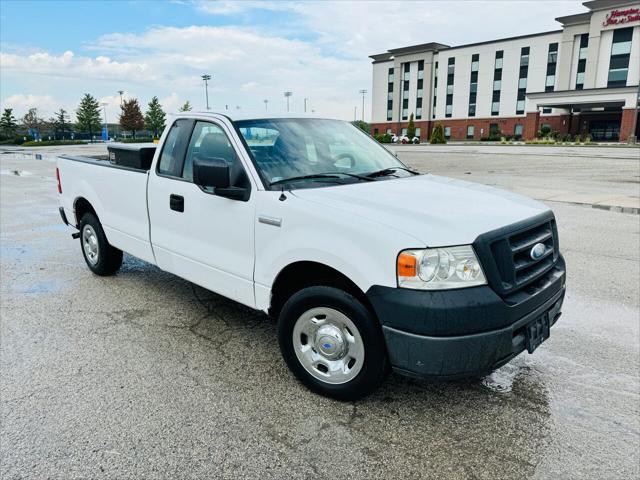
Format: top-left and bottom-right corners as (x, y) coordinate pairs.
(397, 245), (486, 290)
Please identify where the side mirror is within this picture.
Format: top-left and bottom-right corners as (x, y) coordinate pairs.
(193, 157), (230, 189)
(192, 157), (248, 201)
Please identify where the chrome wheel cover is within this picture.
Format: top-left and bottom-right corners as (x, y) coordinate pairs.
(292, 307), (364, 385)
(82, 224), (100, 266)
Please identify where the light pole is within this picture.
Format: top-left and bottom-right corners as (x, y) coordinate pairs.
(117, 91), (124, 138)
(284, 91), (293, 112)
(359, 89), (367, 122)
(354, 106), (357, 121)
(264, 99), (268, 111)
(100, 102), (108, 141)
(202, 74), (212, 110)
(304, 98), (308, 113)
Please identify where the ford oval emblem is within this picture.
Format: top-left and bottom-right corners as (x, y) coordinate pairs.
(530, 243), (546, 260)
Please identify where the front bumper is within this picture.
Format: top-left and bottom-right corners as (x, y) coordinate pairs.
(366, 256), (566, 378)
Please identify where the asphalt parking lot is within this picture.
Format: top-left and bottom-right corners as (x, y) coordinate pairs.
(1, 145), (639, 479)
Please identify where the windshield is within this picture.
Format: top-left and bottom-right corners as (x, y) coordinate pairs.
(234, 118), (410, 190)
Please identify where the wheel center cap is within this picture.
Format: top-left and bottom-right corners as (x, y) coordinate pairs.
(315, 325), (346, 359)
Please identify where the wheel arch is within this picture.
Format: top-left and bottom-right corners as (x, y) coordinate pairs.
(269, 261), (375, 319)
(73, 197), (98, 227)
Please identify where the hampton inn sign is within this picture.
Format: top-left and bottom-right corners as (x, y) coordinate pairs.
(370, 0), (640, 142)
(603, 8), (640, 26)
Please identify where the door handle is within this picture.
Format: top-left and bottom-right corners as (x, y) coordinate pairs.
(170, 194), (184, 212)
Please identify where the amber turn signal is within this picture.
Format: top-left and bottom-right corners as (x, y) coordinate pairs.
(397, 252), (417, 277)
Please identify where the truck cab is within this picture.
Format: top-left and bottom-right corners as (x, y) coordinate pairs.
(57, 112), (566, 400)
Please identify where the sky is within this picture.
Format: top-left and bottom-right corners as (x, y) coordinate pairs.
(0, 0), (585, 123)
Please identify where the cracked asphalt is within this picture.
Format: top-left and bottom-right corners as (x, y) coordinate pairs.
(1, 147), (639, 479)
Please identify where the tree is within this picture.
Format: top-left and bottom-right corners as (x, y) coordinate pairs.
(351, 120), (370, 134)
(429, 122), (446, 144)
(179, 100), (192, 112)
(76, 94), (102, 141)
(144, 96), (166, 138)
(407, 113), (416, 139)
(22, 108), (44, 135)
(50, 108), (72, 140)
(0, 108), (18, 139)
(120, 99), (145, 138)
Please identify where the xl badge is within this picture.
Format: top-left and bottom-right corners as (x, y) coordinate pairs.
(530, 243), (546, 260)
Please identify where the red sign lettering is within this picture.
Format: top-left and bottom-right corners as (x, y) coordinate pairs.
(603, 8), (640, 27)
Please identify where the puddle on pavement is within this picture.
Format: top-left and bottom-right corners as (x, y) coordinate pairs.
(0, 169), (33, 176)
(16, 280), (62, 294)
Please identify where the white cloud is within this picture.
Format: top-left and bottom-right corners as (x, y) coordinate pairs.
(2, 94), (59, 118)
(1, 1), (585, 121)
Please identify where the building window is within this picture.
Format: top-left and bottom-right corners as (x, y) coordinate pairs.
(516, 47), (529, 115)
(415, 127), (421, 138)
(514, 124), (523, 137)
(468, 54), (479, 117)
(489, 123), (500, 136)
(417, 60), (424, 80)
(492, 51), (503, 116)
(520, 46), (529, 66)
(445, 58), (455, 118)
(373, 128), (379, 135)
(387, 68), (394, 121)
(545, 43), (558, 92)
(542, 107), (552, 114)
(401, 128), (407, 136)
(575, 33), (588, 90)
(467, 125), (475, 139)
(432, 61), (438, 119)
(444, 126), (451, 139)
(386, 128), (393, 134)
(400, 63), (410, 120)
(608, 27), (632, 87)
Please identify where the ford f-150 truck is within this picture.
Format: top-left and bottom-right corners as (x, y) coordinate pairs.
(57, 112), (566, 400)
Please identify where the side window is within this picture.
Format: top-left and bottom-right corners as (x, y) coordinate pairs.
(157, 119), (190, 176)
(183, 121), (240, 183)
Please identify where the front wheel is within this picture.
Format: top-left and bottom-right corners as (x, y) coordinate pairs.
(277, 286), (388, 400)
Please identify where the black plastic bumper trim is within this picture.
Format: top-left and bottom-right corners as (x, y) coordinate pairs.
(381, 286), (564, 378)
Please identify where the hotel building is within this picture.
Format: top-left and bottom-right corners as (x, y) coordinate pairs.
(369, 0), (640, 141)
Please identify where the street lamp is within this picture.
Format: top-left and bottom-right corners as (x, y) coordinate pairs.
(118, 90), (124, 107)
(100, 102), (108, 141)
(263, 99), (269, 111)
(354, 106), (357, 121)
(284, 91), (293, 112)
(359, 89), (367, 122)
(202, 74), (212, 110)
(304, 98), (308, 113)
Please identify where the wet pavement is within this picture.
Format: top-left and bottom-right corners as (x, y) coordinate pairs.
(1, 148), (639, 479)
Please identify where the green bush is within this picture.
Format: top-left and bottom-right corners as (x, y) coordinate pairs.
(374, 133), (393, 143)
(429, 123), (446, 144)
(21, 140), (87, 147)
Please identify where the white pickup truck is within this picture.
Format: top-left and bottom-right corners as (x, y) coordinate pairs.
(57, 112), (566, 400)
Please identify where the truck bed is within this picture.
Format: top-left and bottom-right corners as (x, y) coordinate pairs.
(57, 154), (156, 264)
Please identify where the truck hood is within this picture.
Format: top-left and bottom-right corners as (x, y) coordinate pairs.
(291, 174), (550, 246)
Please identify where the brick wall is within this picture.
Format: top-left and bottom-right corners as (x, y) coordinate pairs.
(371, 114), (571, 140)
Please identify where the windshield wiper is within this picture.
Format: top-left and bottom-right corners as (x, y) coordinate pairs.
(270, 171), (374, 187)
(364, 166), (420, 178)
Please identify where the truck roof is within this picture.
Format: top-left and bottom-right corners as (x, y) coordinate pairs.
(173, 111), (342, 122)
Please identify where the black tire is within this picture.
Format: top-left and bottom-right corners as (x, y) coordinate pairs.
(277, 285), (388, 401)
(78, 212), (123, 276)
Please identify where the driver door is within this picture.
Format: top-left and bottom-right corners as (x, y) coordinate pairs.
(148, 119), (256, 308)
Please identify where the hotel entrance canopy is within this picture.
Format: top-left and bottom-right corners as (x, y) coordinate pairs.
(526, 86), (639, 111)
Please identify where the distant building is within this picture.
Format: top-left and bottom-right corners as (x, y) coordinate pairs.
(369, 0), (640, 141)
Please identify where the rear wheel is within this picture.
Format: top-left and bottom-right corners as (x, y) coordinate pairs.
(277, 286), (388, 400)
(79, 213), (123, 276)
